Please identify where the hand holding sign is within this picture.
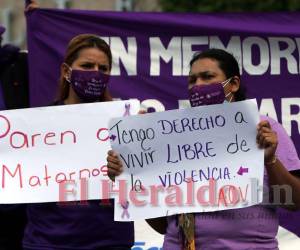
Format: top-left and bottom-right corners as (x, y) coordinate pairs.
(256, 120), (278, 164)
(107, 108), (147, 181)
(107, 150), (123, 180)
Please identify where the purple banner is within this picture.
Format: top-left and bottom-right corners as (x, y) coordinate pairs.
(26, 8), (300, 235)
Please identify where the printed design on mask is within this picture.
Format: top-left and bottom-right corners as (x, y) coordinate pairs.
(189, 83), (225, 107)
(65, 64), (110, 102)
(70, 70), (109, 100)
(189, 78), (233, 107)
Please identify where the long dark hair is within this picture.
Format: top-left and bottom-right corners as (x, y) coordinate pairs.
(55, 34), (113, 102)
(190, 48), (246, 101)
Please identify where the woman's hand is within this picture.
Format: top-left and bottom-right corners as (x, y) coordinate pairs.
(107, 150), (123, 181)
(106, 110), (146, 181)
(256, 120), (278, 164)
(25, 0), (39, 12)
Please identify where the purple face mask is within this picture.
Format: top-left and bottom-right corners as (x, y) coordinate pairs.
(189, 83), (225, 107)
(67, 68), (109, 102)
(189, 77), (234, 107)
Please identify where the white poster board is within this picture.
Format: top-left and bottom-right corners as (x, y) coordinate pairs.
(109, 100), (264, 221)
(0, 100), (140, 203)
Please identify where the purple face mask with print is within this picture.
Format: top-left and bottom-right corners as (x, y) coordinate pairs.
(189, 78), (232, 107)
(67, 68), (109, 102)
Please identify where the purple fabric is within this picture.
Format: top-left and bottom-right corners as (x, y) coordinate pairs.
(189, 83), (225, 107)
(164, 116), (300, 249)
(165, 206), (279, 250)
(22, 97), (134, 249)
(25, 8), (300, 236)
(25, 9), (300, 151)
(23, 201), (134, 249)
(0, 25), (5, 36)
(0, 81), (6, 110)
(69, 69), (109, 102)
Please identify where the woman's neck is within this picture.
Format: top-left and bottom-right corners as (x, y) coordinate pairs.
(64, 88), (82, 105)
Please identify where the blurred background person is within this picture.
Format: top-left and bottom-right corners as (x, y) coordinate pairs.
(0, 24), (29, 110)
(0, 2), (38, 249)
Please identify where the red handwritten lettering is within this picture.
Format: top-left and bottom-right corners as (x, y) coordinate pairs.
(10, 131), (29, 149)
(96, 128), (109, 141)
(44, 132), (56, 145)
(2, 163), (23, 188)
(0, 115), (10, 138)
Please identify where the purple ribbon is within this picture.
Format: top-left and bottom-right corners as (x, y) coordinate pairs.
(121, 200), (130, 219)
(123, 103), (131, 117)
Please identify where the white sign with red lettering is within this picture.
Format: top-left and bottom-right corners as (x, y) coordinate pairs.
(0, 100), (139, 203)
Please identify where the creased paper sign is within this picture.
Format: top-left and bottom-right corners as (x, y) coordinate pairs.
(109, 100), (264, 221)
(0, 100), (140, 203)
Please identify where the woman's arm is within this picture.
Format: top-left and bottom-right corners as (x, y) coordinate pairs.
(265, 159), (300, 210)
(257, 120), (300, 210)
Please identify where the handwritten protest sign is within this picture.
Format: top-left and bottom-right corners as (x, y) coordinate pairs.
(0, 100), (139, 203)
(109, 99), (264, 221)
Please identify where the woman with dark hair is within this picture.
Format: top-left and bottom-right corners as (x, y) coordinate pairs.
(107, 48), (300, 250)
(189, 49), (246, 102)
(23, 34), (134, 250)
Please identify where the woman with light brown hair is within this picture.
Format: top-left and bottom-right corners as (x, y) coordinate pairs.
(55, 34), (113, 104)
(23, 34), (134, 250)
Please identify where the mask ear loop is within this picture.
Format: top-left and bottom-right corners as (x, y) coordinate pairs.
(225, 91), (234, 102)
(222, 77), (234, 102)
(221, 77), (233, 87)
(63, 63), (72, 83)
